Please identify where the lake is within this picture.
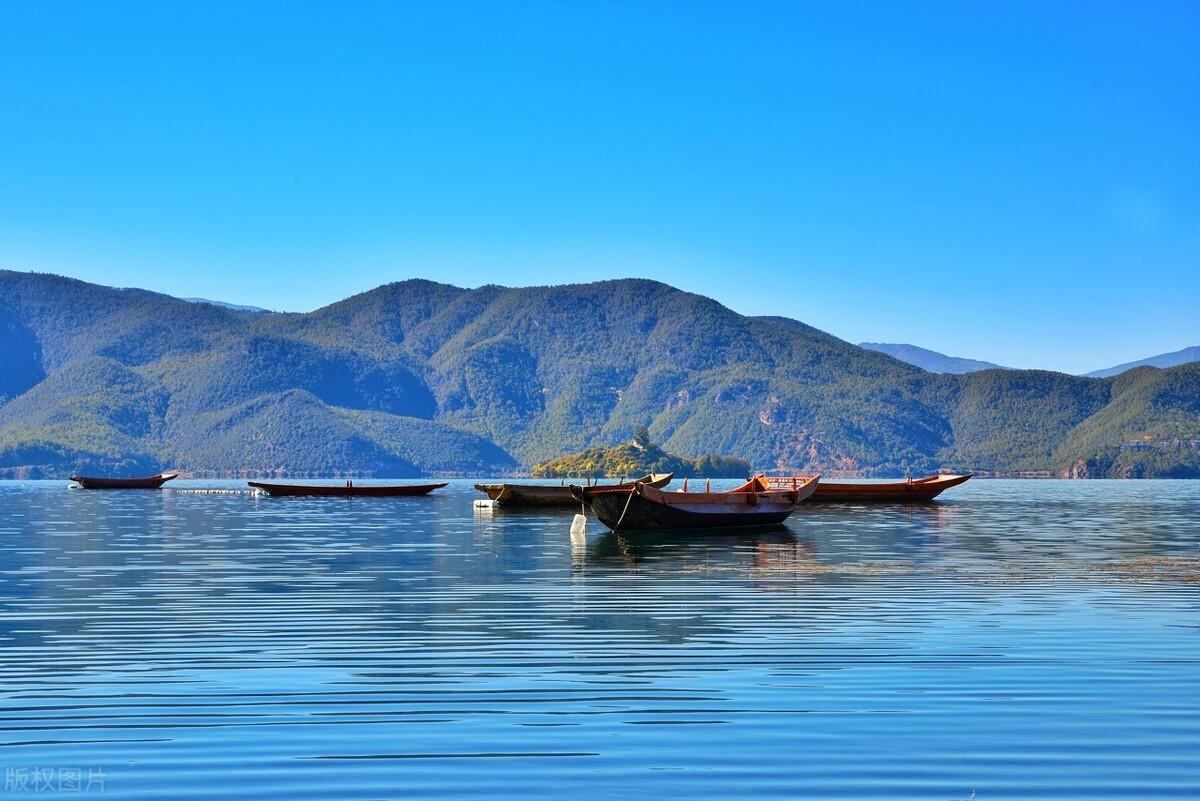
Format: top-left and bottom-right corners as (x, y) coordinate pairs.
(0, 479), (1197, 800)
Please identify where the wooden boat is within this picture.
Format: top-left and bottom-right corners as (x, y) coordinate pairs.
(765, 473), (971, 502)
(572, 474), (820, 532)
(474, 473), (673, 507)
(247, 480), (448, 497)
(70, 471), (180, 489)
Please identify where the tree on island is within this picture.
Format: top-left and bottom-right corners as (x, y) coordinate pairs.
(632, 424), (652, 451)
(532, 428), (750, 479)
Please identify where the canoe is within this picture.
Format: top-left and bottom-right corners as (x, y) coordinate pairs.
(474, 473), (673, 507)
(573, 474), (820, 532)
(765, 473), (971, 502)
(248, 481), (448, 497)
(70, 471), (180, 489)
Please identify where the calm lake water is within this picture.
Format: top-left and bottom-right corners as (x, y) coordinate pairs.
(0, 479), (1197, 800)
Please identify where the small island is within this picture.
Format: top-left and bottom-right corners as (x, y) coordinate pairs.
(532, 426), (750, 479)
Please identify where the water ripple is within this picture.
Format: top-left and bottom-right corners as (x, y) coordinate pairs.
(0, 479), (1197, 799)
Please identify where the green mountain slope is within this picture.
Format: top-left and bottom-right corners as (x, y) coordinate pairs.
(1052, 365), (1200, 477)
(924, 370), (1112, 471)
(0, 357), (167, 475)
(1, 270), (1197, 478)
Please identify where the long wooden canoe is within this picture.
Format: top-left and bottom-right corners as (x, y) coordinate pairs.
(248, 481), (448, 497)
(573, 474), (820, 532)
(70, 471), (180, 489)
(766, 473), (971, 502)
(475, 473), (673, 507)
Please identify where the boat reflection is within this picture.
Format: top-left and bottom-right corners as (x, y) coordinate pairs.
(585, 527), (815, 569)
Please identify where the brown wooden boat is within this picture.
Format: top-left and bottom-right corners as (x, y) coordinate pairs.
(475, 473), (673, 507)
(247, 480), (448, 497)
(765, 473), (971, 502)
(573, 474), (820, 532)
(70, 471), (180, 489)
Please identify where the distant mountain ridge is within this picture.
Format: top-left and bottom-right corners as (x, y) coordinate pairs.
(859, 342), (1008, 374)
(859, 340), (1200, 380)
(1085, 346), (1200, 378)
(1, 270), (1198, 478)
(182, 297), (270, 314)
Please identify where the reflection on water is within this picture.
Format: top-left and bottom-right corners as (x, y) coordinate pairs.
(1, 479), (1198, 800)
(585, 527), (811, 566)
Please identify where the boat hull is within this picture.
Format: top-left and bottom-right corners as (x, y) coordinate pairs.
(577, 475), (818, 532)
(586, 491), (797, 531)
(248, 481), (448, 497)
(473, 483), (579, 506)
(475, 473), (672, 507)
(797, 473), (972, 502)
(70, 472), (179, 489)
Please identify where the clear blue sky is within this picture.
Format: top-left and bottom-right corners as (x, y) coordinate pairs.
(1, 1), (1196, 373)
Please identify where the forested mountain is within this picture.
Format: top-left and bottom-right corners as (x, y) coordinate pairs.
(860, 342), (1008, 373)
(1, 270), (1197, 478)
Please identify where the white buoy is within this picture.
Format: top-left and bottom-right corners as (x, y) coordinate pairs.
(570, 513), (587, 537)
(473, 499), (497, 512)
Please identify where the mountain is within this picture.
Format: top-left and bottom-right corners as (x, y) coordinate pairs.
(1085, 346), (1200, 378)
(1, 270), (1198, 478)
(859, 342), (1008, 374)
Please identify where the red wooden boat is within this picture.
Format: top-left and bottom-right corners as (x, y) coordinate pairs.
(247, 480), (448, 497)
(70, 471), (180, 489)
(572, 474), (820, 532)
(766, 473), (971, 502)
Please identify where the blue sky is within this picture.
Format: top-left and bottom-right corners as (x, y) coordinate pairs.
(1, 1), (1196, 373)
